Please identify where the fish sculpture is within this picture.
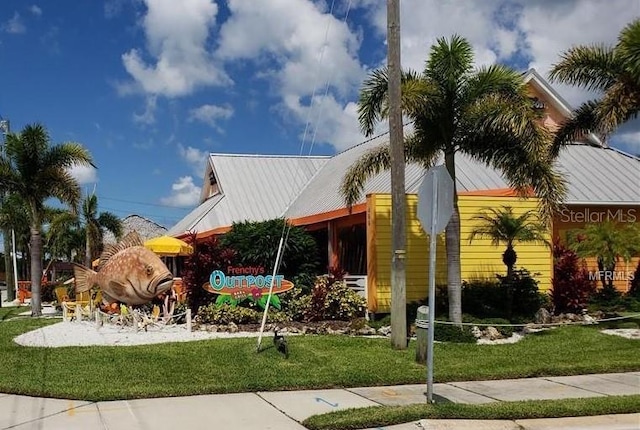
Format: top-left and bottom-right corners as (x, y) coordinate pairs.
(73, 231), (175, 306)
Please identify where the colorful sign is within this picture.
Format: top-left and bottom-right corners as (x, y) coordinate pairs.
(202, 266), (294, 310)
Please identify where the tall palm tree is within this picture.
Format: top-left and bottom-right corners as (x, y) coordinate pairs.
(549, 18), (640, 151)
(0, 124), (93, 316)
(81, 193), (122, 266)
(468, 206), (549, 282)
(342, 36), (565, 323)
(46, 194), (122, 266)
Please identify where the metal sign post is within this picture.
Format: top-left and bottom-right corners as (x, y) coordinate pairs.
(417, 165), (454, 403)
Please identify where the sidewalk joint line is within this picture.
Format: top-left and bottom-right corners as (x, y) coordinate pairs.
(254, 392), (306, 424)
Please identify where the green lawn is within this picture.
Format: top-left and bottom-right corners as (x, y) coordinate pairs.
(303, 395), (640, 430)
(0, 318), (638, 401)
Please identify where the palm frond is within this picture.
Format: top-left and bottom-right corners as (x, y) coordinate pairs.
(462, 64), (526, 106)
(596, 79), (640, 134)
(549, 45), (621, 91)
(45, 170), (83, 208)
(618, 19), (640, 81)
(551, 100), (600, 156)
(425, 35), (473, 94)
(43, 142), (94, 169)
(98, 212), (123, 240)
(340, 139), (437, 208)
(358, 68), (390, 136)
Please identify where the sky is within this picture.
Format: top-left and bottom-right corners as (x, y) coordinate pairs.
(0, 0), (638, 231)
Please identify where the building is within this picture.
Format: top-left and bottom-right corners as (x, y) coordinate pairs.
(168, 70), (640, 314)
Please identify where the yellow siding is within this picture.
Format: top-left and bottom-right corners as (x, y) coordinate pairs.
(370, 193), (552, 313)
(371, 194), (447, 313)
(459, 196), (552, 291)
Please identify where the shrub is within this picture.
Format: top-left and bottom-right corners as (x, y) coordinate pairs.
(280, 287), (312, 321)
(551, 239), (596, 314)
(219, 219), (320, 293)
(461, 279), (503, 319)
(500, 269), (545, 320)
(433, 324), (476, 343)
(196, 303), (290, 325)
(182, 232), (237, 313)
(303, 275), (366, 321)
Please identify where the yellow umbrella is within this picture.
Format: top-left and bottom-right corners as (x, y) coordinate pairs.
(144, 236), (193, 256)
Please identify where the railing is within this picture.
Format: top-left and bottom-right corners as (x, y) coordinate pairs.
(343, 275), (367, 299)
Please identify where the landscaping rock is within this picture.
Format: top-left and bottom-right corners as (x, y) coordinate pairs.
(484, 326), (502, 340)
(356, 326), (377, 336)
(534, 308), (551, 325)
(378, 326), (392, 336)
(228, 322), (238, 333)
(471, 325), (483, 338)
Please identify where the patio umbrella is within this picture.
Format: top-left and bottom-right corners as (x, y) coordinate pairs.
(144, 236), (193, 257)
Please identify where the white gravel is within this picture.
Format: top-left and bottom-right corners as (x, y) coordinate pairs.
(601, 329), (640, 340)
(13, 321), (268, 348)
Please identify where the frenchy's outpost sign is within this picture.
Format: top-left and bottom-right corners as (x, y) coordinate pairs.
(202, 265), (293, 310)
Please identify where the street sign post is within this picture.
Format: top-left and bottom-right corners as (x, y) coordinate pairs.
(416, 164), (454, 403)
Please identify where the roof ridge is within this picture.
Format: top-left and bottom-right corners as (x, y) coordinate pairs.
(208, 152), (330, 159)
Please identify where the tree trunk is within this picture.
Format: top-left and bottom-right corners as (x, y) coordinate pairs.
(30, 224), (42, 317)
(85, 230), (91, 268)
(503, 245), (517, 283)
(444, 152), (461, 325)
(3, 229), (15, 302)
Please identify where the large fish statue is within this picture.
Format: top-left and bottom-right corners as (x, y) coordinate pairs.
(73, 231), (175, 306)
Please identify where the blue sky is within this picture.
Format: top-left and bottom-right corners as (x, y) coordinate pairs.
(0, 0), (638, 231)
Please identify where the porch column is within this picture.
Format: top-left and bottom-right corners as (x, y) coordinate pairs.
(327, 220), (339, 270)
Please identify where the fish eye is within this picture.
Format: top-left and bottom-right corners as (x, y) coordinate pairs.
(145, 265), (153, 276)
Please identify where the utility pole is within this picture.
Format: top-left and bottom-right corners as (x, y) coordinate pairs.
(387, 0), (407, 349)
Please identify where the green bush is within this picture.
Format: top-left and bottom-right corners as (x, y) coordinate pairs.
(280, 287), (312, 321)
(461, 270), (544, 320)
(196, 303), (290, 325)
(219, 219), (320, 293)
(434, 324), (476, 343)
(626, 260), (640, 299)
(303, 276), (366, 321)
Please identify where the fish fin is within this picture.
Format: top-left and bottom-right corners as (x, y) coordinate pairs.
(72, 263), (97, 293)
(98, 231), (144, 266)
(108, 280), (126, 298)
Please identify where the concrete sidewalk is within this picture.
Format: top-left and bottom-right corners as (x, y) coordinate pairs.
(0, 372), (638, 429)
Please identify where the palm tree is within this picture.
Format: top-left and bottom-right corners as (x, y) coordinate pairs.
(0, 124), (93, 316)
(468, 206), (549, 282)
(569, 221), (640, 291)
(549, 19), (640, 151)
(0, 193), (29, 302)
(342, 35), (565, 324)
(81, 193), (122, 266)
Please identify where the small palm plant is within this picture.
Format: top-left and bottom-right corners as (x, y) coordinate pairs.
(469, 206), (549, 283)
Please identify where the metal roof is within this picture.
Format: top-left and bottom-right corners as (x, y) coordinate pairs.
(167, 154), (328, 236)
(286, 139), (639, 218)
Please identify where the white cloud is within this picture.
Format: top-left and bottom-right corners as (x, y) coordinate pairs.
(217, 0), (366, 150)
(121, 0), (231, 97)
(69, 165), (98, 185)
(612, 130), (640, 154)
(133, 95), (157, 125)
(160, 176), (201, 207)
(29, 5), (42, 16)
(188, 104), (234, 130)
(178, 144), (208, 174)
(3, 12), (26, 34)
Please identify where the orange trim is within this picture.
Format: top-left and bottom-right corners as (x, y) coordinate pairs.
(175, 226), (231, 241)
(458, 187), (535, 197)
(289, 203), (367, 226)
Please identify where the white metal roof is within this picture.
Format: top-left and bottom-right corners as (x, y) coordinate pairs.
(167, 154), (328, 236)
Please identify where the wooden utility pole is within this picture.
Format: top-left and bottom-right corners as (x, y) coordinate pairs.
(387, 0), (407, 349)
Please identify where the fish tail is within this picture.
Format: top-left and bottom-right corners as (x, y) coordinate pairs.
(72, 263), (97, 293)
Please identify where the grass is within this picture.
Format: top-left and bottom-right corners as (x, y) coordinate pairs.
(0, 318), (638, 401)
(302, 395), (640, 430)
(0, 306), (29, 321)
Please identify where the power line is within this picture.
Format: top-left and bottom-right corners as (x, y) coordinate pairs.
(97, 195), (192, 210)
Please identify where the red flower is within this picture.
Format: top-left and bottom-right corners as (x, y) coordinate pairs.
(251, 288), (262, 299)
